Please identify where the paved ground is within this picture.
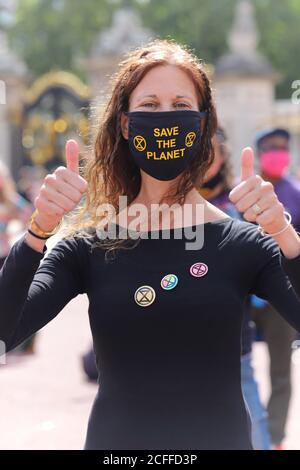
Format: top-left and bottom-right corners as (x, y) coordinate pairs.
(0, 233), (299, 450)
(0, 294), (95, 450)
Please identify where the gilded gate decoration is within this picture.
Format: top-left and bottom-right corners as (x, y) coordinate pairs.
(21, 71), (90, 171)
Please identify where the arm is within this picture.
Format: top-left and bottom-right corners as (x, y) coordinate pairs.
(280, 251), (300, 303)
(0, 139), (89, 355)
(0, 232), (87, 354)
(250, 232), (300, 333)
(228, 147), (300, 313)
(270, 223), (300, 301)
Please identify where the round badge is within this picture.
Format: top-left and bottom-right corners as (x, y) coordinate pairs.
(185, 131), (196, 147)
(133, 135), (147, 152)
(134, 285), (156, 307)
(190, 262), (208, 278)
(160, 274), (178, 290)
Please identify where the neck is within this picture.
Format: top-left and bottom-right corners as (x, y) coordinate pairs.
(133, 172), (209, 206)
(122, 174), (210, 229)
(117, 172), (228, 230)
(134, 172), (178, 205)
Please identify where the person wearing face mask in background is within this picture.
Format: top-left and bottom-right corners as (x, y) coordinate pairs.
(250, 128), (300, 450)
(256, 128), (300, 228)
(198, 128), (271, 450)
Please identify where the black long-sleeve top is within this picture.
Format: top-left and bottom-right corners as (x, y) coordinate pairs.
(1, 217), (300, 450)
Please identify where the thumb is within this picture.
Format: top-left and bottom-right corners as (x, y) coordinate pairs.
(66, 139), (79, 173)
(241, 147), (254, 182)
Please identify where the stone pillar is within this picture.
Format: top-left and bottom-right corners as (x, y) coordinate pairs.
(213, 0), (278, 176)
(85, 6), (153, 104)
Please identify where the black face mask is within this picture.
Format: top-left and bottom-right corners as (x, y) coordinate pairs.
(126, 110), (206, 181)
(202, 162), (226, 190)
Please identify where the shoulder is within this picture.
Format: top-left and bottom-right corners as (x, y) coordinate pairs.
(222, 218), (279, 259)
(44, 227), (96, 263)
(38, 229), (97, 290)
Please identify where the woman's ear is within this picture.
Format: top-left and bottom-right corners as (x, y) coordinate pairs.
(121, 112), (129, 140)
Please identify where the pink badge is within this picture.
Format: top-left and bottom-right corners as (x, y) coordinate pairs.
(190, 262), (208, 278)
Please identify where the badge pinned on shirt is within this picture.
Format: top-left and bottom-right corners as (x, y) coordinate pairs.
(134, 285), (156, 307)
(160, 274), (178, 290)
(190, 262), (208, 278)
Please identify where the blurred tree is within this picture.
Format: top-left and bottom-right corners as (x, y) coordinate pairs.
(254, 0), (300, 98)
(135, 0), (300, 98)
(7, 0), (300, 98)
(7, 0), (115, 79)
(135, 0), (236, 65)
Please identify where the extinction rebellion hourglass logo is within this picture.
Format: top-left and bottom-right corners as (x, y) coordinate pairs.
(133, 135), (147, 152)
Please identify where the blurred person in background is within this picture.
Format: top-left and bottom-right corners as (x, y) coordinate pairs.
(0, 160), (36, 354)
(17, 165), (48, 205)
(250, 128), (300, 449)
(198, 127), (271, 450)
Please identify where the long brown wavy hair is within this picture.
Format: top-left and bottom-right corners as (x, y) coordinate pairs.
(60, 39), (218, 256)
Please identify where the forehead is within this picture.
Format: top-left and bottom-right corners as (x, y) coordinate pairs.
(130, 64), (199, 100)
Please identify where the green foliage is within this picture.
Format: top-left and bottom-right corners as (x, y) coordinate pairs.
(254, 0), (300, 98)
(7, 0), (300, 98)
(135, 0), (236, 64)
(136, 0), (300, 98)
(7, 0), (115, 79)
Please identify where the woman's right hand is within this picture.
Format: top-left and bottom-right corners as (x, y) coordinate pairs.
(34, 139), (88, 232)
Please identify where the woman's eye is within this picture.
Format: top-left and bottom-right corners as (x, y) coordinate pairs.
(141, 102), (157, 108)
(174, 102), (189, 108)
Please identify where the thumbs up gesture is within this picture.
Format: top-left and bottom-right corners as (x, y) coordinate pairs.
(33, 139), (88, 232)
(229, 147), (286, 235)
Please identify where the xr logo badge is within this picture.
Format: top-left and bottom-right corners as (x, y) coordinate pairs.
(133, 135), (147, 151)
(185, 132), (196, 147)
(161, 274), (178, 290)
(134, 285), (156, 307)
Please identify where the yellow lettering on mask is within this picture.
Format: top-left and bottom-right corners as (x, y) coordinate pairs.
(156, 139), (176, 149)
(147, 148), (185, 160)
(153, 126), (179, 137)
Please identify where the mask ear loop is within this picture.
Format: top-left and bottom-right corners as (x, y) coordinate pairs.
(124, 113), (139, 174)
(122, 111), (131, 141)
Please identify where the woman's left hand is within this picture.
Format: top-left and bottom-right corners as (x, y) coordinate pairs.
(228, 147), (286, 235)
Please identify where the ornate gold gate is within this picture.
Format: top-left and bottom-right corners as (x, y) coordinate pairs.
(21, 71), (90, 171)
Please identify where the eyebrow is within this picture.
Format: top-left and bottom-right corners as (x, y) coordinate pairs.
(136, 94), (194, 100)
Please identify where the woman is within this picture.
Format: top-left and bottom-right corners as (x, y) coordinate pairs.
(1, 40), (300, 450)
